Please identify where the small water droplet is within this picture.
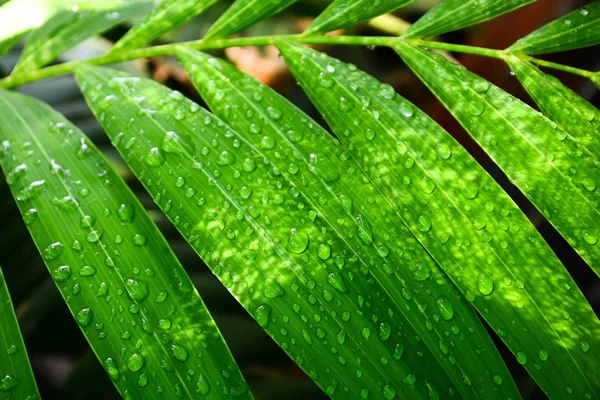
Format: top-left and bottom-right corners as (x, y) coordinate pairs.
(477, 273), (494, 295)
(327, 272), (348, 293)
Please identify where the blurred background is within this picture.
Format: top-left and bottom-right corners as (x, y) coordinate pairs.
(0, 0), (598, 398)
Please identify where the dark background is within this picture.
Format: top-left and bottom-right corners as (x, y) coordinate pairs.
(0, 0), (598, 398)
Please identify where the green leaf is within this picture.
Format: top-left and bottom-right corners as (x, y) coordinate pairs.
(509, 0), (600, 54)
(393, 41), (600, 398)
(506, 57), (600, 271)
(0, 88), (250, 399)
(405, 0), (534, 39)
(12, 1), (151, 73)
(178, 48), (520, 400)
(77, 64), (462, 400)
(205, 0), (297, 40)
(0, 0), (58, 55)
(0, 267), (40, 398)
(111, 0), (219, 52)
(305, 0), (414, 35)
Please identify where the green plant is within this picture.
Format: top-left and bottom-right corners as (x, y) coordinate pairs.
(0, 0), (599, 399)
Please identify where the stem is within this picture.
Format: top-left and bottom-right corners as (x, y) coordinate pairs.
(521, 55), (595, 78)
(0, 33), (595, 88)
(409, 39), (508, 60)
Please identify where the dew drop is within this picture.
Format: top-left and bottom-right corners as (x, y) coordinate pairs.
(77, 308), (94, 327)
(171, 343), (189, 362)
(145, 147), (166, 167)
(125, 279), (149, 302)
(477, 273), (494, 295)
(263, 279), (285, 298)
(436, 296), (454, 320)
(287, 228), (309, 253)
(326, 272), (348, 293)
(216, 151), (236, 166)
(254, 304), (272, 328)
(581, 228), (598, 245)
(417, 215), (432, 232)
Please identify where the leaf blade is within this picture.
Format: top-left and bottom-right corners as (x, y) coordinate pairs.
(509, 0), (600, 54)
(405, 0), (534, 39)
(0, 267), (40, 398)
(393, 41), (600, 398)
(12, 1), (151, 73)
(178, 48), (520, 399)
(305, 0), (414, 35)
(0, 88), (250, 399)
(204, 0), (297, 40)
(78, 64), (460, 399)
(112, 0), (219, 52)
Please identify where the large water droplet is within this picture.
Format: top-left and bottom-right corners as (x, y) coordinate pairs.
(216, 151), (236, 166)
(254, 304), (272, 328)
(125, 279), (149, 301)
(145, 147), (165, 167)
(308, 153), (340, 182)
(581, 228), (598, 245)
(127, 353), (145, 372)
(436, 296), (454, 320)
(263, 279), (285, 298)
(477, 273), (494, 295)
(171, 343), (189, 362)
(378, 322), (391, 341)
(417, 215), (432, 232)
(327, 272), (348, 293)
(355, 214), (373, 245)
(287, 228), (309, 253)
(77, 308), (94, 327)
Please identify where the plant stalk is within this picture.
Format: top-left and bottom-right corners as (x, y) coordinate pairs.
(0, 34), (595, 89)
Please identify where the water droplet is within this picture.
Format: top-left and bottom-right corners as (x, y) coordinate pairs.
(382, 383), (397, 399)
(461, 180), (479, 199)
(263, 279), (285, 298)
(477, 273), (494, 295)
(516, 352), (527, 365)
(196, 374), (211, 395)
(318, 243), (332, 260)
(52, 265), (72, 282)
(436, 296), (454, 320)
(0, 375), (20, 392)
(467, 99), (486, 116)
(420, 177), (436, 194)
(414, 264), (431, 281)
(327, 272), (348, 293)
(44, 242), (64, 260)
(538, 349), (548, 361)
(581, 228), (598, 245)
(254, 304), (272, 328)
(145, 147), (166, 167)
(378, 322), (391, 341)
(77, 308), (94, 327)
(355, 214), (373, 245)
(171, 343), (189, 362)
(125, 279), (149, 302)
(399, 101), (414, 117)
(216, 151), (236, 166)
(287, 228), (309, 253)
(104, 358), (120, 382)
(582, 177), (597, 192)
(417, 215), (432, 232)
(127, 353), (145, 372)
(580, 341), (590, 352)
(308, 153), (340, 182)
(436, 143), (452, 160)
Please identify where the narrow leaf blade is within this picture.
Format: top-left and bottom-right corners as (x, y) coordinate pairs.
(305, 0), (414, 35)
(205, 0), (297, 40)
(179, 47), (521, 400)
(394, 41), (600, 398)
(506, 57), (600, 270)
(0, 267), (40, 398)
(112, 0), (219, 52)
(509, 0), (600, 54)
(78, 64), (459, 399)
(0, 89), (250, 399)
(405, 0), (534, 39)
(13, 1), (151, 73)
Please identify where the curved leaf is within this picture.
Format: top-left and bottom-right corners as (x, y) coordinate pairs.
(178, 47), (521, 400)
(405, 0), (534, 39)
(111, 0), (219, 52)
(205, 0), (297, 40)
(509, 0), (600, 54)
(77, 64), (462, 400)
(305, 0), (414, 35)
(0, 89), (250, 399)
(393, 41), (600, 398)
(0, 267), (40, 399)
(13, 1), (151, 73)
